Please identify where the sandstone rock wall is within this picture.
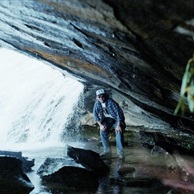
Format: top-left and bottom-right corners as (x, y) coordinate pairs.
(0, 0), (194, 134)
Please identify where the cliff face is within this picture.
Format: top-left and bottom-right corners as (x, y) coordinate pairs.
(0, 0), (194, 135)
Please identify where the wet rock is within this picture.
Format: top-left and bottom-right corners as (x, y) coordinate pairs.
(118, 165), (136, 176)
(67, 145), (110, 177)
(111, 176), (158, 187)
(0, 0), (194, 140)
(155, 141), (194, 157)
(37, 157), (99, 192)
(138, 131), (194, 156)
(37, 157), (83, 177)
(0, 156), (34, 194)
(0, 150), (34, 172)
(42, 166), (98, 191)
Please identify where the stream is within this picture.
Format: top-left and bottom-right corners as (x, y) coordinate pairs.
(20, 136), (194, 194)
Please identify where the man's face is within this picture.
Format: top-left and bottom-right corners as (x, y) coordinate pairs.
(97, 95), (105, 103)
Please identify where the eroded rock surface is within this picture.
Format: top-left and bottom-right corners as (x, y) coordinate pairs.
(0, 1), (194, 141)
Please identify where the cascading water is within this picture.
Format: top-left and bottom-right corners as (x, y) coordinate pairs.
(0, 48), (84, 150)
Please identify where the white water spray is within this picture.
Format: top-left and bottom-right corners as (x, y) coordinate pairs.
(0, 48), (84, 150)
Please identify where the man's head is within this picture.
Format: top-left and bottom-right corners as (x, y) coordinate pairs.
(96, 89), (106, 102)
(96, 89), (106, 96)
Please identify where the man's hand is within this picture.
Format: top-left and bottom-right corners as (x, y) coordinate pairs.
(115, 123), (122, 133)
(97, 121), (106, 131)
(99, 124), (106, 131)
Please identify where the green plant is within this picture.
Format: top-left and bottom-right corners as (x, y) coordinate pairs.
(174, 55), (194, 115)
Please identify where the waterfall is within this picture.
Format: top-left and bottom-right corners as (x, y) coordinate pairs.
(0, 48), (84, 150)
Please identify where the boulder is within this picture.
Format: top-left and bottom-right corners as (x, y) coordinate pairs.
(67, 145), (110, 177)
(0, 150), (34, 172)
(37, 146), (110, 192)
(0, 156), (34, 194)
(43, 166), (99, 191)
(37, 157), (99, 192)
(37, 157), (83, 177)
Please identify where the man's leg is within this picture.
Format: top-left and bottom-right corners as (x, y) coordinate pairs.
(116, 131), (124, 158)
(100, 118), (115, 155)
(100, 129), (110, 153)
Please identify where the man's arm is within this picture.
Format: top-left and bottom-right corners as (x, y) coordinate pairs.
(93, 101), (106, 131)
(108, 99), (124, 132)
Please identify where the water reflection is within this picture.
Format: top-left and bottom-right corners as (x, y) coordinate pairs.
(112, 159), (125, 194)
(96, 144), (194, 194)
(16, 141), (194, 194)
(162, 154), (194, 192)
(97, 175), (110, 194)
(97, 158), (125, 194)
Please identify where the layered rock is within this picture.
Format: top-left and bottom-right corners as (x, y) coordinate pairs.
(0, 0), (194, 139)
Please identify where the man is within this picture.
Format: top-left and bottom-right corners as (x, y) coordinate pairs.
(93, 89), (126, 159)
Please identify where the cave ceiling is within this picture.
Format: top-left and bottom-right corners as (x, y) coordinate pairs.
(0, 0), (194, 133)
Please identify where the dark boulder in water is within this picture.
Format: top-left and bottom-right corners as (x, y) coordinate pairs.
(37, 157), (99, 192)
(0, 150), (34, 172)
(0, 156), (34, 194)
(67, 145), (110, 177)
